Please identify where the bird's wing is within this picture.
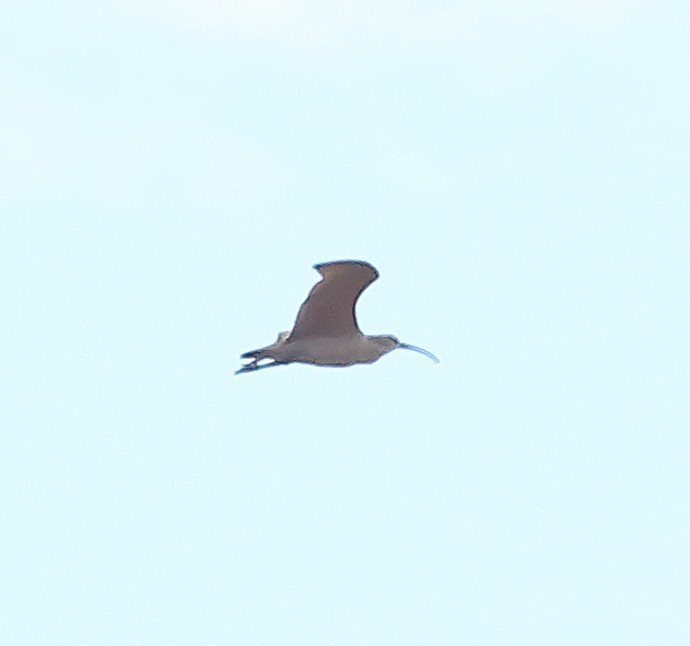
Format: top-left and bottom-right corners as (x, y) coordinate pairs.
(288, 261), (379, 340)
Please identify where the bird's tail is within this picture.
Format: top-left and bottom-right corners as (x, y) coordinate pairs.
(236, 347), (272, 374)
(236, 331), (290, 375)
(240, 344), (275, 361)
(235, 343), (280, 375)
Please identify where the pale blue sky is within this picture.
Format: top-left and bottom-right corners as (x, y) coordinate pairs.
(2, 1), (689, 644)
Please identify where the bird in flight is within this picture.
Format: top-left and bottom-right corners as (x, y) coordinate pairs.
(236, 260), (438, 374)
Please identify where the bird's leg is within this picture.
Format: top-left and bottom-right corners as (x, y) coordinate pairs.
(234, 359), (283, 375)
(236, 339), (284, 375)
(235, 361), (258, 375)
(236, 329), (297, 375)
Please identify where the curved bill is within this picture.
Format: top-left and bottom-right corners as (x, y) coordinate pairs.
(398, 342), (440, 363)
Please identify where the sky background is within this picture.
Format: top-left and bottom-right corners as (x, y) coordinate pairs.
(2, 1), (689, 644)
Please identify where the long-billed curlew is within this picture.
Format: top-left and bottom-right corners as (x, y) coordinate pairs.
(236, 260), (438, 374)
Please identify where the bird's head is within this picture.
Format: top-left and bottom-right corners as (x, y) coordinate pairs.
(373, 335), (439, 363)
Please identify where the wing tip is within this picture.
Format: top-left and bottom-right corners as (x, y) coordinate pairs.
(313, 259), (379, 280)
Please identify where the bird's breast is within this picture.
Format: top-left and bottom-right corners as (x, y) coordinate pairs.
(280, 335), (385, 366)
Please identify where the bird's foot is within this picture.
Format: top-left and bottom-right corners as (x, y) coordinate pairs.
(235, 359), (282, 375)
(235, 361), (258, 375)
